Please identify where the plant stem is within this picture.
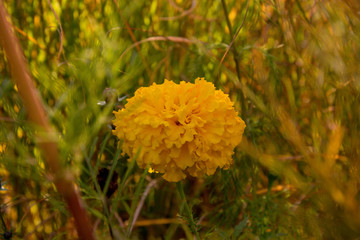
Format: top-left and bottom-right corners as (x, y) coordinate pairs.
(176, 182), (200, 240)
(221, 0), (242, 81)
(0, 2), (94, 239)
(220, 0), (249, 113)
(0, 211), (7, 231)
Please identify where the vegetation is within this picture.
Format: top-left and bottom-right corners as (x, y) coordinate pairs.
(1, 0), (360, 239)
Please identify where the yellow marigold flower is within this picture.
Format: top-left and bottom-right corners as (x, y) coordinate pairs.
(112, 78), (246, 182)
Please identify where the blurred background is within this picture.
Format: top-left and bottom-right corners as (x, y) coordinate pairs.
(1, 0), (360, 239)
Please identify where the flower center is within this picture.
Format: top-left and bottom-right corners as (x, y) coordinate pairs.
(175, 120), (182, 126)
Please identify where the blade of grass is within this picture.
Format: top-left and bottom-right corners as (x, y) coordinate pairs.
(126, 166), (150, 237)
(103, 142), (122, 196)
(116, 148), (140, 196)
(95, 132), (112, 171)
(110, 148), (140, 222)
(85, 138), (124, 239)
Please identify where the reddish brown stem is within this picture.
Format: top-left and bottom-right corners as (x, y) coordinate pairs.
(113, 0), (152, 78)
(0, 2), (95, 239)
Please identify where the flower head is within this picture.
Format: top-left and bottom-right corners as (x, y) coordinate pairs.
(112, 78), (246, 182)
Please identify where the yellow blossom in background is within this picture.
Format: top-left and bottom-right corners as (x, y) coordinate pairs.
(112, 78), (246, 182)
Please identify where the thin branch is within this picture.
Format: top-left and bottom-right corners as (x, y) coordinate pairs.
(117, 36), (195, 62)
(113, 0), (152, 78)
(167, 0), (184, 11)
(46, 0), (64, 61)
(160, 0), (197, 21)
(114, 212), (126, 228)
(218, 0), (249, 113)
(219, 0), (250, 76)
(124, 217), (184, 227)
(0, 116), (16, 122)
(127, 179), (157, 234)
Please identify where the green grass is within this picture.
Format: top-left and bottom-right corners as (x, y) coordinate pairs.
(1, 0), (360, 239)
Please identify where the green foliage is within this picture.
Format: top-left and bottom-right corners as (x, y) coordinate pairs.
(1, 0), (360, 239)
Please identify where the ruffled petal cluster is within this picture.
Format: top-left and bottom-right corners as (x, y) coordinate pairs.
(112, 78), (246, 182)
